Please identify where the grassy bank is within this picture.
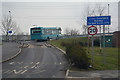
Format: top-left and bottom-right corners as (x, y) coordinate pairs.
(48, 38), (118, 70)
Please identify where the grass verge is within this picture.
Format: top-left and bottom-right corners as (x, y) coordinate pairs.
(48, 38), (118, 70)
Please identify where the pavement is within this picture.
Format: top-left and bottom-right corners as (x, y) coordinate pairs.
(68, 70), (119, 79)
(2, 42), (21, 62)
(2, 41), (68, 78)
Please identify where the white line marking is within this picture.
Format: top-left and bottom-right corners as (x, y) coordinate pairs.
(24, 66), (28, 69)
(52, 75), (56, 77)
(3, 70), (10, 74)
(9, 62), (14, 65)
(17, 62), (23, 64)
(13, 70), (23, 74)
(30, 62), (33, 64)
(60, 62), (62, 64)
(36, 62), (40, 64)
(31, 65), (36, 69)
(21, 70), (28, 74)
(39, 70), (46, 72)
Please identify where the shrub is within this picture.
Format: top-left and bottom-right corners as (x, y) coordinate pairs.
(66, 43), (91, 69)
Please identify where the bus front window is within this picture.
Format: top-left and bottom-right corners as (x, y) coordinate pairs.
(32, 28), (41, 34)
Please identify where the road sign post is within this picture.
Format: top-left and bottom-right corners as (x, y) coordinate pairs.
(87, 16), (111, 65)
(91, 36), (94, 63)
(88, 26), (97, 63)
(103, 25), (105, 64)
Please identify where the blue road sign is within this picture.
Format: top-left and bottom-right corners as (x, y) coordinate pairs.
(87, 16), (111, 25)
(9, 31), (12, 34)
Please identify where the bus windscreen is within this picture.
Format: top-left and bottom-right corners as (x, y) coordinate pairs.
(31, 28), (41, 34)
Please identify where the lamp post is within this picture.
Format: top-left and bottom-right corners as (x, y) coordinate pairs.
(108, 4), (110, 33)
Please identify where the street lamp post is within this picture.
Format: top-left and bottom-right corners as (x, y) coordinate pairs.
(108, 4), (110, 33)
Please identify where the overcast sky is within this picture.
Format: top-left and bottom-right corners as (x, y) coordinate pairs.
(1, 0), (119, 34)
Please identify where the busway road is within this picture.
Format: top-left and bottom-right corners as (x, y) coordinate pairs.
(2, 41), (68, 78)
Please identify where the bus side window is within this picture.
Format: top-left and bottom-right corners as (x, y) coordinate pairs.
(42, 29), (44, 34)
(51, 30), (53, 34)
(59, 30), (61, 34)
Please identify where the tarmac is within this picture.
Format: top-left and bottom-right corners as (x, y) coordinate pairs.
(1, 42), (21, 63)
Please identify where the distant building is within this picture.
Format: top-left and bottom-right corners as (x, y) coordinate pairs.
(112, 31), (120, 48)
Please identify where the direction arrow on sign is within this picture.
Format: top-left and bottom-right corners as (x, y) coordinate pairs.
(88, 26), (97, 36)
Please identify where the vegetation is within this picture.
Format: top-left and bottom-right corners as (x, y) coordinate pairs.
(48, 37), (118, 70)
(65, 43), (90, 69)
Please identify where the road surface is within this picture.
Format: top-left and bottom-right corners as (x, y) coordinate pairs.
(2, 42), (20, 61)
(2, 41), (68, 78)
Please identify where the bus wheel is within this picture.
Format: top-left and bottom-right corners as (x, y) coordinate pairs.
(47, 37), (50, 41)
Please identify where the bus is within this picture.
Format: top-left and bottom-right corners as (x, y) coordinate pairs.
(30, 26), (62, 41)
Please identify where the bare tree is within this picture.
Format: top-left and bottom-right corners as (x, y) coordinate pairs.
(64, 28), (70, 35)
(64, 28), (79, 36)
(1, 11), (19, 41)
(81, 5), (96, 54)
(70, 29), (79, 36)
(81, 5), (96, 34)
(81, 3), (107, 54)
(95, 4), (107, 54)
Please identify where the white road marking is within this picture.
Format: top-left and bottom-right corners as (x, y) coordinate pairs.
(41, 45), (47, 48)
(13, 70), (23, 74)
(39, 70), (46, 72)
(30, 62), (33, 64)
(21, 70), (28, 74)
(17, 62), (23, 64)
(9, 62), (14, 65)
(36, 62), (40, 64)
(24, 66), (28, 69)
(52, 75), (56, 77)
(52, 46), (54, 48)
(31, 65), (36, 69)
(28, 45), (34, 48)
(60, 62), (62, 65)
(3, 70), (10, 74)
(54, 62), (56, 64)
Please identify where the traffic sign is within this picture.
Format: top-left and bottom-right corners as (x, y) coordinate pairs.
(88, 26), (97, 36)
(87, 16), (111, 25)
(9, 31), (12, 34)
